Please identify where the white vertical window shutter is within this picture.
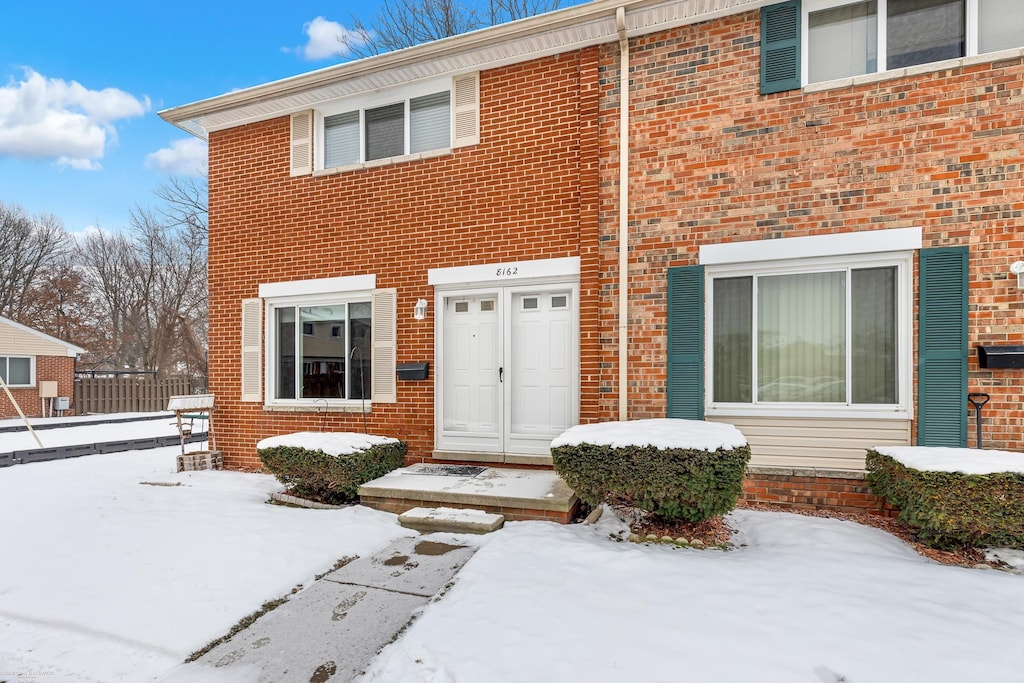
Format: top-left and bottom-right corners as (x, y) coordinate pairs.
(241, 298), (263, 402)
(290, 111), (313, 176)
(371, 288), (397, 403)
(452, 73), (480, 148)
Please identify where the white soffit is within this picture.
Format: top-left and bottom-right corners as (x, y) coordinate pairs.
(161, 0), (766, 139)
(699, 227), (924, 265)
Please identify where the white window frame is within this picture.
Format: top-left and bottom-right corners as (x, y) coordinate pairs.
(315, 76), (453, 171)
(0, 355), (35, 388)
(803, 0), (1001, 85)
(264, 292), (373, 408)
(259, 276), (377, 408)
(704, 251), (914, 420)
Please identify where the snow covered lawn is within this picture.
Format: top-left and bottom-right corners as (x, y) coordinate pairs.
(365, 509), (1024, 683)
(0, 447), (412, 681)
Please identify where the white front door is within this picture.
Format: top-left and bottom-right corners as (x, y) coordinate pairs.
(439, 285), (578, 457)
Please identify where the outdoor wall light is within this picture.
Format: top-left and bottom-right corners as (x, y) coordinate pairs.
(1011, 261), (1024, 289)
(413, 299), (429, 320)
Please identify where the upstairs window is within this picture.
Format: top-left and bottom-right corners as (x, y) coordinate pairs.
(323, 92), (450, 168)
(803, 0), (1024, 84)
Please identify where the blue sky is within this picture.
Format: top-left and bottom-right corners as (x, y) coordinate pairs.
(0, 1), (383, 234)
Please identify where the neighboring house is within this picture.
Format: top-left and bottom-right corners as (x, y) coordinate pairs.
(161, 0), (1024, 512)
(0, 316), (84, 418)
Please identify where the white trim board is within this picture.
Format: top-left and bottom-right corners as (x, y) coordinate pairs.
(428, 256), (580, 287)
(258, 274), (376, 299)
(699, 227), (923, 266)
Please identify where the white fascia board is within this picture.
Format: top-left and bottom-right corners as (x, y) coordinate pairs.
(429, 256), (580, 286)
(258, 274), (376, 299)
(699, 227), (923, 265)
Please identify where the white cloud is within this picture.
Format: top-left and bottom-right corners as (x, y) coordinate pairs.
(57, 156), (101, 171)
(145, 138), (208, 176)
(287, 17), (372, 60)
(0, 68), (149, 170)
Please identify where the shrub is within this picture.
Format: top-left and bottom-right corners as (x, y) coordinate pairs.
(866, 449), (1024, 550)
(551, 441), (751, 523)
(258, 438), (406, 505)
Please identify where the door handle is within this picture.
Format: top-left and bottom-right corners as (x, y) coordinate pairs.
(499, 367), (503, 383)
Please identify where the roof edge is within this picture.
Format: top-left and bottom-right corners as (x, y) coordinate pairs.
(159, 0), (766, 134)
(0, 316), (86, 356)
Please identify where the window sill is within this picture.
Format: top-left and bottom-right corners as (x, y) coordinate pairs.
(804, 46), (1024, 94)
(314, 148), (452, 177)
(264, 403), (371, 414)
(705, 407), (911, 421)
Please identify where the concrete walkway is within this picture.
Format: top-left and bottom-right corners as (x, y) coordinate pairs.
(163, 535), (477, 682)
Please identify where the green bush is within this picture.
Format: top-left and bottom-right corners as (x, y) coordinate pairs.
(258, 439), (406, 505)
(551, 442), (751, 522)
(866, 449), (1024, 550)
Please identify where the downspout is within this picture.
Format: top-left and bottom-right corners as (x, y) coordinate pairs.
(616, 7), (630, 422)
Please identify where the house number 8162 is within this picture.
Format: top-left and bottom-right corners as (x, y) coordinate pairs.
(496, 266), (519, 277)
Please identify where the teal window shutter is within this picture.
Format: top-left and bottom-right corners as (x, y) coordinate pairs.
(761, 1), (802, 94)
(667, 265), (704, 420)
(917, 246), (968, 447)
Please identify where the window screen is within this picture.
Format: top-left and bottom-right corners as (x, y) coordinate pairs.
(410, 92), (451, 153)
(324, 111), (359, 168)
(365, 103), (405, 161)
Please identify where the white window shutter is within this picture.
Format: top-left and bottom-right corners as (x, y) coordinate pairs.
(289, 111), (313, 176)
(241, 299), (263, 402)
(452, 73), (480, 148)
(371, 288), (397, 404)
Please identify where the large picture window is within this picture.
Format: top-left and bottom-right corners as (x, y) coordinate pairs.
(708, 256), (907, 412)
(0, 356), (32, 387)
(271, 301), (371, 401)
(805, 0), (1024, 84)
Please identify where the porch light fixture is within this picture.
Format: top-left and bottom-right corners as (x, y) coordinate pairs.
(1011, 261), (1024, 289)
(413, 299), (429, 320)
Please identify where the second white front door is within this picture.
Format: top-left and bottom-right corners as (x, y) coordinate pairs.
(439, 285), (577, 457)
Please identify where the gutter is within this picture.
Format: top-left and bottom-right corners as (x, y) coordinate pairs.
(617, 6), (630, 422)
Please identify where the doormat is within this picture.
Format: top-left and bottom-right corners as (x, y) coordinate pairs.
(415, 464), (487, 477)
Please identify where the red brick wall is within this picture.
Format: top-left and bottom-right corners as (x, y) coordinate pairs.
(0, 356), (75, 418)
(742, 471), (898, 517)
(208, 49), (602, 469)
(597, 11), (1024, 448)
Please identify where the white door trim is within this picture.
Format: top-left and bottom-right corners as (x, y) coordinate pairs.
(433, 272), (579, 462)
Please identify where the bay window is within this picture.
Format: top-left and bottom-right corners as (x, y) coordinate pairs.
(707, 254), (908, 414)
(805, 0), (1024, 84)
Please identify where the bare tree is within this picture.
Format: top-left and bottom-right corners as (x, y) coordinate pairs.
(0, 202), (70, 322)
(345, 0), (567, 57)
(153, 173), (208, 240)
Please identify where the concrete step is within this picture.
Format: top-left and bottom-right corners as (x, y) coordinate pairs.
(359, 463), (579, 523)
(398, 506), (505, 534)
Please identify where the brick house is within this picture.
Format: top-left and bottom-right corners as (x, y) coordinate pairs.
(0, 316), (83, 418)
(162, 0), (1024, 513)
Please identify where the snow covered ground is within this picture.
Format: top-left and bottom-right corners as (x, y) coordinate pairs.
(365, 509), (1024, 683)
(4, 417), (1024, 682)
(0, 447), (413, 681)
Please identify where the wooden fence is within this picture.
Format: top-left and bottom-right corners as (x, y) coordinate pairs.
(73, 376), (192, 414)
